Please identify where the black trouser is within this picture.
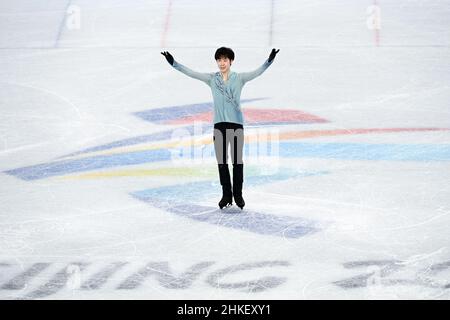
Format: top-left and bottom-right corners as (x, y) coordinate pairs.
(213, 122), (244, 196)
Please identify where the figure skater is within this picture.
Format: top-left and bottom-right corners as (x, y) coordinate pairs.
(161, 47), (279, 209)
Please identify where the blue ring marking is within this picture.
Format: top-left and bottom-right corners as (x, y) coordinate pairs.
(134, 102), (213, 123)
(134, 197), (319, 238)
(5, 149), (172, 181)
(130, 170), (327, 238)
(132, 169), (329, 203)
(59, 123), (213, 159)
(5, 143), (450, 181)
(279, 142), (450, 161)
(59, 120), (316, 159)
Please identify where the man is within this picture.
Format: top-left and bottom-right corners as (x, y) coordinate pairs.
(161, 47), (279, 210)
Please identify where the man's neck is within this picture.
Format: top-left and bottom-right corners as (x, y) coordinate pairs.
(221, 69), (230, 81)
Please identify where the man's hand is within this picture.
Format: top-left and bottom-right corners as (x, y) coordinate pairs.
(161, 51), (174, 66)
(268, 48), (280, 63)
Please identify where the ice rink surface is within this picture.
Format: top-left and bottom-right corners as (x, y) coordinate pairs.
(0, 0), (450, 299)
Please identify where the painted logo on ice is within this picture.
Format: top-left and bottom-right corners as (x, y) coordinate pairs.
(3, 98), (450, 238)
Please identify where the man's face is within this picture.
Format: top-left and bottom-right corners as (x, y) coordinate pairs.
(216, 56), (232, 72)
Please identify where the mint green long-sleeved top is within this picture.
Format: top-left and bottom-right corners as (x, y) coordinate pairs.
(171, 58), (274, 125)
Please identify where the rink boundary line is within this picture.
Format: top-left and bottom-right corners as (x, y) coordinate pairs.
(53, 0), (73, 48)
(160, 0), (173, 48)
(269, 0), (275, 47)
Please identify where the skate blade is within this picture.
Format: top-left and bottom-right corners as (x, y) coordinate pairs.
(219, 203), (233, 210)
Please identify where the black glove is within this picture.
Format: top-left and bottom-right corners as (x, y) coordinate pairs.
(161, 51), (174, 66)
(268, 48), (280, 63)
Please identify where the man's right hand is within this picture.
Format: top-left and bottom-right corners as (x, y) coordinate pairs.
(268, 48), (280, 63)
(161, 51), (174, 66)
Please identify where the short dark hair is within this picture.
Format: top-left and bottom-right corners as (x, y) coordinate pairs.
(215, 47), (234, 61)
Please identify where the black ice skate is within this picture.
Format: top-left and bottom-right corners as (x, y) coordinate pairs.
(233, 193), (245, 210)
(232, 164), (245, 210)
(233, 183), (245, 210)
(219, 195), (233, 209)
(219, 184), (233, 209)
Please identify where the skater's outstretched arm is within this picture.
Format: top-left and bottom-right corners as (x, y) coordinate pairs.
(239, 48), (280, 85)
(161, 51), (212, 85)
